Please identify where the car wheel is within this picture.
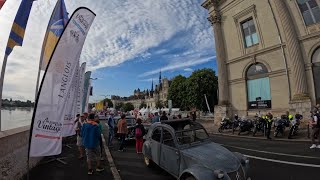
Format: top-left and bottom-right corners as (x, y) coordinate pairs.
(144, 156), (154, 168)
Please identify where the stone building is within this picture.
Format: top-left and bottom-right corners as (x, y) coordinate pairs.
(111, 71), (171, 109)
(202, 0), (320, 123)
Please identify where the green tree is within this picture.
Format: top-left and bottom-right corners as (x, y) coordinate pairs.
(115, 102), (124, 110)
(139, 102), (147, 109)
(123, 102), (134, 112)
(155, 100), (164, 109)
(167, 75), (188, 110)
(103, 98), (113, 108)
(186, 68), (218, 112)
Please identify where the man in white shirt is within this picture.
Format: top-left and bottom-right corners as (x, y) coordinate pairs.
(310, 110), (320, 149)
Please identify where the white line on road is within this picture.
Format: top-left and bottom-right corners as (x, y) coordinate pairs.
(101, 133), (122, 180)
(244, 154), (320, 168)
(220, 144), (320, 160)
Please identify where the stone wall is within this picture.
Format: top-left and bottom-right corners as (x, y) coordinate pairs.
(0, 126), (42, 180)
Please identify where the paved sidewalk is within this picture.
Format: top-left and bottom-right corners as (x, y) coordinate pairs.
(24, 136), (113, 180)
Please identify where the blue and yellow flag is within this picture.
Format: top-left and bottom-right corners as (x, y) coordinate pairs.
(40, 0), (68, 70)
(5, 0), (34, 56)
(0, 0), (6, 10)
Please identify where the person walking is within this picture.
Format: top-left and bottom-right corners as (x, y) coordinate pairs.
(107, 113), (115, 147)
(117, 114), (128, 151)
(135, 118), (146, 153)
(152, 112), (160, 123)
(81, 113), (104, 175)
(310, 110), (320, 149)
(160, 111), (168, 121)
(94, 115), (104, 160)
(75, 114), (84, 159)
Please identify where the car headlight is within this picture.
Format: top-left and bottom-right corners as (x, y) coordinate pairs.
(214, 170), (224, 179)
(241, 156), (249, 165)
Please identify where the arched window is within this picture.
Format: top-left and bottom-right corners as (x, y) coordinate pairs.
(312, 47), (320, 104)
(246, 63), (271, 109)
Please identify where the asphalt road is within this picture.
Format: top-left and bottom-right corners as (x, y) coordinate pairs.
(102, 121), (320, 180)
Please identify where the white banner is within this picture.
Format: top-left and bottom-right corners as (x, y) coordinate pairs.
(62, 62), (79, 137)
(29, 7), (96, 157)
(82, 71), (91, 113)
(77, 62), (86, 114)
(84, 79), (91, 112)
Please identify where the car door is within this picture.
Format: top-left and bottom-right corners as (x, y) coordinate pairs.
(150, 127), (162, 165)
(160, 128), (180, 177)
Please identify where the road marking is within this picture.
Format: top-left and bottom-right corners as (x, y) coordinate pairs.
(101, 133), (122, 180)
(244, 154), (320, 168)
(220, 144), (320, 160)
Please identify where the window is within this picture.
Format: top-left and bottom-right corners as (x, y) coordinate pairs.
(246, 63), (271, 109)
(297, 0), (320, 25)
(241, 18), (259, 48)
(152, 128), (162, 142)
(162, 129), (175, 147)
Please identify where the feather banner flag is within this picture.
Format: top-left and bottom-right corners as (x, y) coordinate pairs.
(29, 7), (96, 157)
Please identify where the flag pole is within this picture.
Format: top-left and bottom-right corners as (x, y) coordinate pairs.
(34, 0), (61, 102)
(0, 54), (8, 131)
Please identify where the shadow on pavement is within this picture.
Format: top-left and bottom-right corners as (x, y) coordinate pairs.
(24, 136), (113, 180)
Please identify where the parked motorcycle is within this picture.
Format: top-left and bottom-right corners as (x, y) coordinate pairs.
(232, 118), (241, 134)
(288, 114), (303, 139)
(252, 117), (266, 136)
(238, 119), (254, 135)
(274, 117), (290, 137)
(218, 117), (233, 133)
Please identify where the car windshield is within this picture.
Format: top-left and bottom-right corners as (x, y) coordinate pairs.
(175, 127), (209, 145)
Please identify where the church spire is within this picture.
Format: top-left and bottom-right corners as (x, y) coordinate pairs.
(151, 79), (154, 91)
(159, 70), (162, 84)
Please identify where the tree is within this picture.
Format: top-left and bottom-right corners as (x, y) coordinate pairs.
(167, 75), (188, 110)
(139, 102), (147, 109)
(115, 102), (124, 110)
(167, 68), (218, 112)
(103, 98), (113, 108)
(155, 100), (164, 109)
(123, 102), (134, 112)
(186, 68), (218, 112)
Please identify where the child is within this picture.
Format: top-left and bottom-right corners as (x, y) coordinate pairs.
(135, 118), (146, 153)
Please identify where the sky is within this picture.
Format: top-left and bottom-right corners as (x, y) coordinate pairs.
(0, 0), (217, 103)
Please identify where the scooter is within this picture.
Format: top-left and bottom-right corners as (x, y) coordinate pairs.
(238, 119), (254, 135)
(288, 114), (303, 139)
(274, 118), (290, 137)
(252, 117), (265, 136)
(218, 117), (233, 133)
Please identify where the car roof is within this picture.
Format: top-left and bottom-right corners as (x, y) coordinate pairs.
(149, 118), (204, 132)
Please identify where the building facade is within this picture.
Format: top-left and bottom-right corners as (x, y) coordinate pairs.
(202, 0), (320, 122)
(111, 72), (171, 109)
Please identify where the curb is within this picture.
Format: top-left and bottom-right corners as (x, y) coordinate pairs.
(211, 132), (311, 142)
(101, 134), (121, 180)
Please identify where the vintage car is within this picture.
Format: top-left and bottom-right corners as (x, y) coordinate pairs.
(143, 119), (251, 180)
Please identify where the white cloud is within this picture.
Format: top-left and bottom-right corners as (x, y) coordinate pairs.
(184, 68), (193, 72)
(139, 55), (216, 77)
(0, 0), (214, 100)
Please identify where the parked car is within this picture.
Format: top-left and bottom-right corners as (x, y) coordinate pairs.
(143, 119), (251, 180)
(114, 116), (137, 140)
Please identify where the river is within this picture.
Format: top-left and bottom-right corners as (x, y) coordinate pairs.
(1, 107), (33, 131)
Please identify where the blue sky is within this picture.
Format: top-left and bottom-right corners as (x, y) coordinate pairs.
(0, 0), (217, 102)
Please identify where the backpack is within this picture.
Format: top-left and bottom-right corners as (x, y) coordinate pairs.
(135, 127), (142, 138)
